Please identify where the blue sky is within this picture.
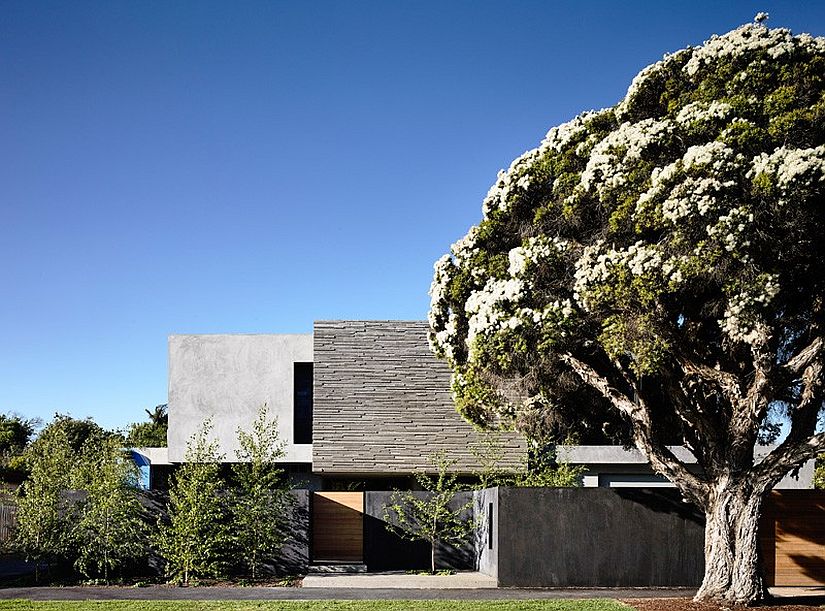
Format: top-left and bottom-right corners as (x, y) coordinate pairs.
(2, 1), (825, 431)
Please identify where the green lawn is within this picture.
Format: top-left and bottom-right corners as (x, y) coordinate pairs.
(0, 601), (629, 611)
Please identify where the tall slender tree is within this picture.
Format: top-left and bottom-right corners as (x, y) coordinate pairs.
(156, 420), (229, 585)
(230, 405), (291, 580)
(73, 436), (147, 583)
(12, 426), (76, 581)
(382, 452), (475, 574)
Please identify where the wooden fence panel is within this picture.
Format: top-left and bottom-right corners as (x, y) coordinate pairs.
(0, 504), (16, 543)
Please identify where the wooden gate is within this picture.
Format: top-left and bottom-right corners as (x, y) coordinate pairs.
(761, 490), (825, 586)
(312, 492), (364, 562)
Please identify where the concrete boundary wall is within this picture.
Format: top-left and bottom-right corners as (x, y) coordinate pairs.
(480, 487), (705, 587)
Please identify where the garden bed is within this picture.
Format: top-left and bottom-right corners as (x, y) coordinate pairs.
(625, 597), (825, 611)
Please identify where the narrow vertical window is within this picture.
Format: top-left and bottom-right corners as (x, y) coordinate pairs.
(488, 502), (494, 549)
(294, 362), (313, 444)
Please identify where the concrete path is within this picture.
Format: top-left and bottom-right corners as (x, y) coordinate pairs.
(301, 571), (497, 589)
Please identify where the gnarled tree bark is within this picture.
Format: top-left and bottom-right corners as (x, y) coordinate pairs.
(696, 479), (767, 604)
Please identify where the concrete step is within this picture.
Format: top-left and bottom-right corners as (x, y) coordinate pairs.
(308, 563), (368, 574)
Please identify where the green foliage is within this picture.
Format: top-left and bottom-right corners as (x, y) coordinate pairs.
(125, 405), (168, 448)
(72, 436), (147, 583)
(41, 414), (112, 454)
(428, 20), (825, 459)
(12, 425), (77, 580)
(815, 455), (825, 489)
(515, 444), (585, 488)
(470, 432), (584, 488)
(230, 405), (291, 580)
(0, 414), (38, 482)
(156, 420), (230, 585)
(382, 452), (475, 574)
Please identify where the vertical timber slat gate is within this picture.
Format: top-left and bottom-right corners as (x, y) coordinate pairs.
(761, 490), (825, 586)
(312, 492), (364, 563)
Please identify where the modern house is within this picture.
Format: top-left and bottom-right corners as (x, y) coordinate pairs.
(128, 319), (818, 583)
(134, 319), (812, 491)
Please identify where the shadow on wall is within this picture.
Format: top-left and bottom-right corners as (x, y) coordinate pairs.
(362, 491), (476, 572)
(612, 488), (704, 522)
(273, 490), (310, 575)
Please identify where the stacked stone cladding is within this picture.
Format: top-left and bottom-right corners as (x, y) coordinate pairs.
(312, 320), (525, 474)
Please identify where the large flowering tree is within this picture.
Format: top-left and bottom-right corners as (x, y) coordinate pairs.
(428, 17), (825, 605)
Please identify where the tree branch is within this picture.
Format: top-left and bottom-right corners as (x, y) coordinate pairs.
(752, 349), (824, 490)
(659, 368), (724, 477)
(784, 336), (824, 375)
(728, 330), (774, 467)
(676, 357), (742, 403)
(754, 431), (825, 492)
(560, 353), (709, 506)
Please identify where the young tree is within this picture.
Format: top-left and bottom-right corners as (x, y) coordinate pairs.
(470, 432), (583, 488)
(382, 452), (475, 574)
(428, 17), (825, 605)
(72, 435), (147, 583)
(156, 420), (229, 585)
(230, 405), (291, 580)
(12, 425), (76, 581)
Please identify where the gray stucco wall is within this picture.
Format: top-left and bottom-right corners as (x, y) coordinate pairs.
(561, 445), (814, 489)
(312, 321), (525, 474)
(490, 487), (705, 587)
(168, 334), (313, 463)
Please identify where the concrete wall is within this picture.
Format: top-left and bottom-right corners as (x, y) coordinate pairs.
(168, 334), (313, 463)
(474, 487), (498, 580)
(484, 487), (705, 587)
(562, 445), (814, 490)
(312, 321), (525, 474)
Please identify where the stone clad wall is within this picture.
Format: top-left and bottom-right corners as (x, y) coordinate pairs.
(312, 320), (525, 474)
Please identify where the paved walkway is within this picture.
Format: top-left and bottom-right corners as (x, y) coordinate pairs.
(302, 571), (497, 589)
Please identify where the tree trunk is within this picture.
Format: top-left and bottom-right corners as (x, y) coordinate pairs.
(431, 540), (436, 575)
(695, 484), (768, 605)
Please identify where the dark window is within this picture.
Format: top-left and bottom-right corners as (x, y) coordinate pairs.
(488, 502), (494, 549)
(294, 362), (313, 444)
